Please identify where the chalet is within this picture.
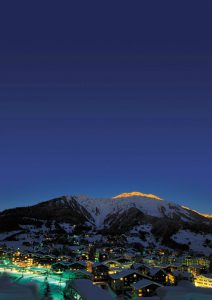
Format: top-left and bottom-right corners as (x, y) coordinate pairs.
(180, 263), (190, 272)
(109, 270), (149, 292)
(116, 257), (131, 264)
(131, 279), (163, 297)
(79, 253), (89, 261)
(104, 260), (121, 268)
(51, 261), (71, 272)
(173, 270), (193, 283)
(149, 268), (168, 285)
(161, 263), (182, 273)
(108, 266), (123, 276)
(64, 279), (113, 300)
(34, 254), (56, 267)
(92, 262), (109, 282)
(57, 255), (70, 262)
(188, 264), (204, 276)
(124, 251), (137, 261)
(131, 263), (150, 275)
(116, 257), (132, 268)
(69, 261), (87, 271)
(74, 270), (93, 280)
(99, 252), (109, 262)
(143, 255), (156, 265)
(180, 254), (209, 268)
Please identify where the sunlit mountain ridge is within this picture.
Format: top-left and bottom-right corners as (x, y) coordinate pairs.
(113, 191), (163, 200)
(181, 206), (212, 219)
(112, 192), (211, 218)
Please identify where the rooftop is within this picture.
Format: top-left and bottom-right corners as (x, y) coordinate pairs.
(68, 279), (113, 300)
(110, 269), (139, 279)
(132, 279), (163, 290)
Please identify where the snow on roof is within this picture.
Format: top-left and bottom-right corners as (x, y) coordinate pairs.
(149, 267), (167, 276)
(92, 262), (109, 268)
(143, 255), (155, 259)
(132, 262), (150, 269)
(104, 259), (121, 264)
(69, 279), (113, 300)
(116, 257), (131, 262)
(73, 270), (91, 276)
(132, 279), (163, 290)
(70, 261), (87, 267)
(53, 261), (71, 266)
(69, 245), (84, 250)
(157, 280), (212, 299)
(158, 263), (182, 268)
(172, 271), (191, 278)
(110, 269), (140, 279)
(169, 263), (183, 267)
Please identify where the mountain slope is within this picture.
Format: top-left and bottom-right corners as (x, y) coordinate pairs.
(0, 192), (211, 255)
(75, 192), (211, 227)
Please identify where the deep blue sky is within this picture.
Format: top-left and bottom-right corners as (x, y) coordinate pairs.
(0, 1), (211, 213)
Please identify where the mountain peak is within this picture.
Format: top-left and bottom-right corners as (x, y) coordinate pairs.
(113, 191), (163, 200)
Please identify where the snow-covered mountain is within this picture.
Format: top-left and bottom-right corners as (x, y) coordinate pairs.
(74, 192), (203, 226)
(0, 192), (211, 255)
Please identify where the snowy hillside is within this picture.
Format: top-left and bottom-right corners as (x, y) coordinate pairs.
(0, 191), (211, 255)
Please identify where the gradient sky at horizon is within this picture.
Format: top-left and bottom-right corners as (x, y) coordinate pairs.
(0, 1), (211, 212)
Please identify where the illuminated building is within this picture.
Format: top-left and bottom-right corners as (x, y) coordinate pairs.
(110, 270), (147, 292)
(69, 261), (87, 271)
(149, 268), (168, 285)
(27, 257), (33, 267)
(194, 274), (212, 288)
(92, 262), (109, 282)
(131, 279), (163, 297)
(64, 278), (113, 300)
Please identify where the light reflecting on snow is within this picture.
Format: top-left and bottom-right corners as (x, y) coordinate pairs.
(0, 268), (66, 300)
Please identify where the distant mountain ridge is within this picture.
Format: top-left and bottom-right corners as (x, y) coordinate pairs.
(0, 192), (211, 255)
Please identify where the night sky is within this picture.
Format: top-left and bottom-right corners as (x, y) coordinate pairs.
(0, 1), (211, 213)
